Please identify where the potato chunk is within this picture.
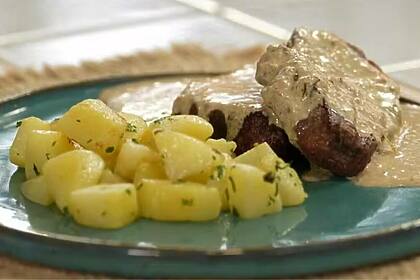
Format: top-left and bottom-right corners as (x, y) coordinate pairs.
(150, 115), (213, 141)
(21, 176), (53, 206)
(138, 179), (221, 221)
(133, 161), (166, 186)
(24, 130), (75, 179)
(205, 139), (237, 155)
(9, 117), (50, 167)
(153, 129), (219, 180)
(43, 150), (105, 211)
(235, 142), (307, 206)
(114, 141), (160, 180)
(119, 112), (147, 143)
(99, 169), (126, 184)
(69, 183), (137, 229)
(54, 99), (126, 164)
(228, 163), (282, 219)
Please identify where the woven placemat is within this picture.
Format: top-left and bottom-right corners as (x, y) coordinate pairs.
(0, 44), (418, 279)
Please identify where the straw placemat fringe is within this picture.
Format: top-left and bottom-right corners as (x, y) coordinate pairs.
(0, 44), (264, 103)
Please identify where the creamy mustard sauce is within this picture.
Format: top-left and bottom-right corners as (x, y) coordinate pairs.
(353, 104), (420, 187)
(256, 28), (401, 149)
(100, 77), (205, 122)
(172, 65), (263, 139)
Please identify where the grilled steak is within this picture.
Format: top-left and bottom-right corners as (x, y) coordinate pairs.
(172, 66), (305, 163)
(256, 28), (401, 176)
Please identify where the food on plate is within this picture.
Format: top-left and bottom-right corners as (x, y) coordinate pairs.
(172, 65), (306, 163)
(137, 179), (221, 222)
(53, 99), (126, 165)
(9, 117), (51, 167)
(10, 99), (305, 229)
(43, 149), (105, 212)
(256, 27), (400, 176)
(69, 183), (138, 229)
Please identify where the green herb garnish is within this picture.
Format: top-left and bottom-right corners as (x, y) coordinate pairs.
(16, 120), (22, 127)
(87, 139), (93, 144)
(52, 141), (57, 147)
(215, 165), (225, 180)
(135, 183), (143, 190)
(126, 122), (137, 132)
(263, 171), (276, 183)
(132, 138), (139, 144)
(33, 164), (40, 176)
(228, 176), (236, 193)
(105, 146), (115, 153)
(181, 198), (194, 206)
(125, 189), (132, 195)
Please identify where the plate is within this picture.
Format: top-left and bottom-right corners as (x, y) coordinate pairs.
(0, 79), (420, 278)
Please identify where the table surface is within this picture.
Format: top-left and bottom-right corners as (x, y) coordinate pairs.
(0, 0), (419, 278)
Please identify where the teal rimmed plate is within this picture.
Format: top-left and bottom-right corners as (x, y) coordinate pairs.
(0, 79), (419, 278)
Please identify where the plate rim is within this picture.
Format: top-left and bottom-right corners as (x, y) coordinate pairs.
(1, 79), (420, 258)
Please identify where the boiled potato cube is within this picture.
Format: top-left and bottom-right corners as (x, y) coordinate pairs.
(69, 183), (137, 229)
(260, 156), (307, 206)
(235, 142), (275, 169)
(206, 139), (237, 155)
(54, 99), (126, 164)
(114, 141), (160, 180)
(9, 117), (50, 167)
(24, 130), (75, 179)
(119, 112), (147, 143)
(235, 142), (307, 206)
(100, 169), (126, 184)
(43, 150), (105, 211)
(228, 163), (282, 219)
(21, 176), (53, 206)
(133, 161), (166, 186)
(153, 129), (219, 180)
(138, 179), (221, 221)
(150, 115), (213, 141)
(207, 165), (231, 211)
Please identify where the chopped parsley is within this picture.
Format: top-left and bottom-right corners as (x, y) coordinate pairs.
(181, 198), (194, 206)
(126, 122), (137, 132)
(263, 172), (276, 183)
(105, 146), (115, 153)
(215, 165), (225, 180)
(135, 183), (143, 190)
(225, 188), (230, 202)
(132, 138), (139, 144)
(33, 164), (40, 176)
(45, 153), (51, 160)
(125, 189), (132, 195)
(62, 206), (70, 216)
(87, 139), (93, 144)
(267, 195), (276, 207)
(275, 182), (279, 197)
(76, 119), (81, 123)
(16, 120), (22, 127)
(228, 176), (236, 193)
(52, 141), (57, 147)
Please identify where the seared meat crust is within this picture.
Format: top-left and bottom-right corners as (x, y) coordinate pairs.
(296, 104), (378, 176)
